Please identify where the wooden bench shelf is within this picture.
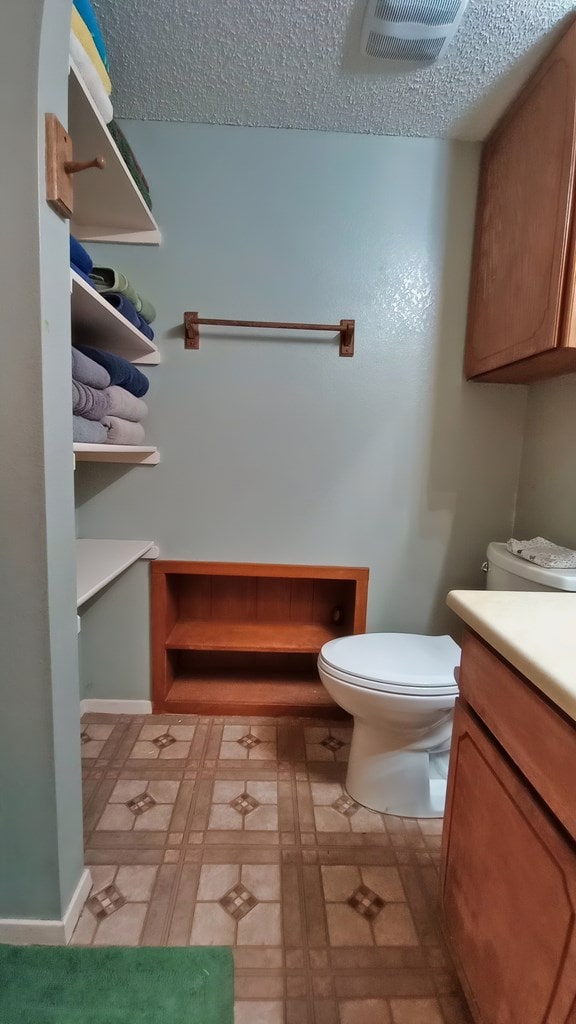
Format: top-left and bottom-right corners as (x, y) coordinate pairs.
(152, 561), (369, 716)
(165, 620), (338, 653)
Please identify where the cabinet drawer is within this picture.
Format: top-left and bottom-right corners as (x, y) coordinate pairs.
(459, 630), (576, 839)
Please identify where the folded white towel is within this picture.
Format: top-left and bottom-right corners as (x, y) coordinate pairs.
(507, 536), (576, 569)
(69, 41), (113, 124)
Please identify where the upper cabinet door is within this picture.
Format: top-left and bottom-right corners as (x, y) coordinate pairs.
(465, 19), (576, 382)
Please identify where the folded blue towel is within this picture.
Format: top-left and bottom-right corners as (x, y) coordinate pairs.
(103, 292), (155, 340)
(70, 235), (93, 276)
(73, 0), (109, 70)
(71, 263), (96, 288)
(103, 291), (140, 327)
(75, 344), (150, 398)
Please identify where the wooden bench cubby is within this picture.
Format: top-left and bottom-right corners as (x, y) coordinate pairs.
(151, 561), (369, 715)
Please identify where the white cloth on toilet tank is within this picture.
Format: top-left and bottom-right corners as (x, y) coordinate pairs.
(507, 536), (576, 569)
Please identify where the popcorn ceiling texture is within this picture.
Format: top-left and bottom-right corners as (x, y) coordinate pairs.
(94, 0), (575, 139)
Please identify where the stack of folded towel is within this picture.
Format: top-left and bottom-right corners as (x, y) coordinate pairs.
(70, 237), (156, 342)
(69, 1), (153, 210)
(70, 0), (113, 124)
(72, 346), (150, 446)
(89, 266), (156, 339)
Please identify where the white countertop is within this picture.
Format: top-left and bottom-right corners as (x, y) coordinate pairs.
(447, 590), (576, 723)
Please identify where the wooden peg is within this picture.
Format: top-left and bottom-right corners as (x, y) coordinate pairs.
(64, 156), (105, 174)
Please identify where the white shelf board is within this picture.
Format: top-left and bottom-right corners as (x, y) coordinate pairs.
(76, 539), (157, 607)
(71, 271), (160, 364)
(68, 62), (161, 245)
(73, 443), (160, 465)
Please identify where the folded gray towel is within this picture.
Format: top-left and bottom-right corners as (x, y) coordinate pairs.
(73, 415), (108, 443)
(71, 347), (110, 389)
(106, 385), (148, 422)
(72, 380), (110, 420)
(102, 416), (146, 445)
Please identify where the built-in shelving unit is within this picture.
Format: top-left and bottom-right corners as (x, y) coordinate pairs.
(68, 61), (161, 245)
(73, 443), (159, 465)
(152, 562), (369, 716)
(71, 271), (159, 364)
(77, 539), (158, 607)
(69, 64), (161, 466)
(69, 58), (162, 671)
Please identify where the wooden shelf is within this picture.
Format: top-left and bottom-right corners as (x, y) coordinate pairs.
(166, 620), (340, 653)
(152, 561), (369, 716)
(73, 443), (160, 465)
(77, 538), (157, 607)
(71, 271), (159, 364)
(162, 676), (344, 718)
(68, 62), (161, 245)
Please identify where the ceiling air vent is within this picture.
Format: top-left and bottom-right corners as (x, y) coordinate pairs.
(361, 0), (470, 63)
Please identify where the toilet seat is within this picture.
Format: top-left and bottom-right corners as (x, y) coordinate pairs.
(319, 633), (460, 697)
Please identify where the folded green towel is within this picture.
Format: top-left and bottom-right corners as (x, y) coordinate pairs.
(107, 119), (152, 210)
(89, 267), (156, 324)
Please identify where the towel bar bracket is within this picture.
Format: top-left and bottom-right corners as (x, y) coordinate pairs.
(184, 313), (355, 357)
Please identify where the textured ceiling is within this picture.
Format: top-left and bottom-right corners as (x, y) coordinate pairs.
(94, 0), (576, 139)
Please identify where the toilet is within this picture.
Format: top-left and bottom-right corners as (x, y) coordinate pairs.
(318, 541), (576, 818)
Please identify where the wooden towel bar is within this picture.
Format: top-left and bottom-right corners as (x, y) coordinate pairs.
(184, 313), (355, 356)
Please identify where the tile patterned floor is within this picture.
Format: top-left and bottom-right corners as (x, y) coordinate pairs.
(76, 714), (472, 1024)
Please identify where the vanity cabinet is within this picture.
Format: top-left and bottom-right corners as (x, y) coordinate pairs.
(441, 631), (576, 1024)
(465, 17), (576, 383)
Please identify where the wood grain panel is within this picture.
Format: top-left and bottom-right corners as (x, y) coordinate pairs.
(442, 700), (576, 1024)
(150, 561), (369, 714)
(465, 18), (576, 379)
(459, 630), (576, 839)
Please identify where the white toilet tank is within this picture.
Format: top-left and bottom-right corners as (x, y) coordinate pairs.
(486, 542), (576, 592)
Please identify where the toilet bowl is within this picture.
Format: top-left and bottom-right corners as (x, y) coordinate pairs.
(320, 541), (576, 819)
(318, 633), (460, 818)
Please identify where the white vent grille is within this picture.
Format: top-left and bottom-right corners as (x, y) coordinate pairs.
(374, 0), (463, 25)
(361, 0), (469, 63)
(366, 31), (446, 60)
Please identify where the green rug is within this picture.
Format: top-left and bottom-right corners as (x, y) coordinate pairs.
(0, 944), (234, 1024)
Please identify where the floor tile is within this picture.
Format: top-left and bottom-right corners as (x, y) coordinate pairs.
(76, 712), (470, 1024)
(190, 902), (236, 945)
(237, 902), (281, 946)
(234, 1002), (284, 1024)
(390, 998), (444, 1024)
(340, 1000), (392, 1024)
(326, 904), (373, 946)
(92, 903), (148, 945)
(115, 865), (158, 901)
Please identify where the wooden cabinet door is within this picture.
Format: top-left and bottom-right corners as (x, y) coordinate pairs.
(441, 701), (576, 1024)
(465, 18), (576, 380)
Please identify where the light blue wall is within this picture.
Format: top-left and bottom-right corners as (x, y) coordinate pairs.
(0, 0), (84, 920)
(77, 122), (528, 698)
(515, 376), (576, 546)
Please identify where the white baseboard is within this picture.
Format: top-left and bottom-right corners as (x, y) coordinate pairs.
(81, 699), (152, 715)
(0, 867), (92, 945)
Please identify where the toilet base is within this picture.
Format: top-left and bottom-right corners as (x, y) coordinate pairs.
(345, 719), (449, 818)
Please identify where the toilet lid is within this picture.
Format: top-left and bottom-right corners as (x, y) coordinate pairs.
(319, 633), (460, 692)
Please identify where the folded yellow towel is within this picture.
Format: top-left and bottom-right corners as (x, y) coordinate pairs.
(71, 7), (112, 95)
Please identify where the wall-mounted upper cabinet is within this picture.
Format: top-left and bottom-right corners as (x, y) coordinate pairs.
(68, 62), (161, 245)
(465, 18), (576, 384)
